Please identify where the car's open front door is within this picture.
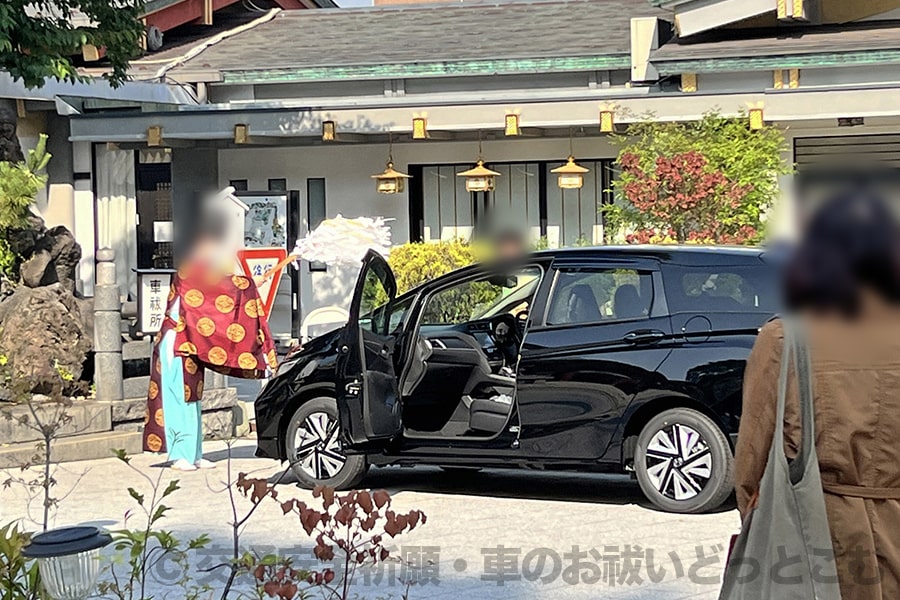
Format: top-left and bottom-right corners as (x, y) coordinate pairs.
(336, 250), (401, 449)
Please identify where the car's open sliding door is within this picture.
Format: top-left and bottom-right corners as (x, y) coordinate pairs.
(336, 250), (402, 449)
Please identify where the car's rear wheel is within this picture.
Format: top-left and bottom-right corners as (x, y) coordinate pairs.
(284, 397), (368, 490)
(634, 407), (733, 514)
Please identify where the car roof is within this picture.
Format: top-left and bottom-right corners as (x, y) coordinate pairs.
(531, 244), (767, 265)
(390, 244), (774, 301)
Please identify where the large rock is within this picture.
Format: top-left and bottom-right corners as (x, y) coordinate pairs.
(0, 284), (92, 393)
(14, 221), (81, 292)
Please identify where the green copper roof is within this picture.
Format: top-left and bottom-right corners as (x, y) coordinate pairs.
(221, 55), (632, 85)
(655, 49), (900, 74)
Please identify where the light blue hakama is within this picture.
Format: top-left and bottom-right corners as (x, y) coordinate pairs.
(159, 300), (203, 464)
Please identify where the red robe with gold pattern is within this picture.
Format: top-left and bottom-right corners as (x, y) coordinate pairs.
(143, 264), (278, 453)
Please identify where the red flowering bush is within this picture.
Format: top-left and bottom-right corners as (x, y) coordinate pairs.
(607, 112), (791, 245)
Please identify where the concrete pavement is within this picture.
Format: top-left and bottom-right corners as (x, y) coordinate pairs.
(1, 439), (740, 599)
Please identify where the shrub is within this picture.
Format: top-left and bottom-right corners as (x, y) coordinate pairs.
(0, 134), (50, 279)
(0, 523), (40, 600)
(386, 239), (484, 294)
(605, 112), (791, 245)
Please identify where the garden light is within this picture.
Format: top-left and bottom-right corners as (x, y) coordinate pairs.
(23, 525), (111, 600)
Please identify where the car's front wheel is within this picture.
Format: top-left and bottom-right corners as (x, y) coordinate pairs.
(634, 408), (733, 514)
(283, 397), (368, 490)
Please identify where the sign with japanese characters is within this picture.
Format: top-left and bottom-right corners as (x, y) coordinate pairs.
(237, 247), (289, 318)
(137, 270), (174, 334)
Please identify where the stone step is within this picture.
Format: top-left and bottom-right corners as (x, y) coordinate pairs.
(123, 340), (152, 361)
(0, 430), (142, 468)
(113, 387), (238, 425)
(114, 387), (239, 441)
(0, 400), (112, 445)
(123, 375), (151, 399)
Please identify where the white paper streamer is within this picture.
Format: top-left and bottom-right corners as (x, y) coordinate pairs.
(291, 215), (392, 266)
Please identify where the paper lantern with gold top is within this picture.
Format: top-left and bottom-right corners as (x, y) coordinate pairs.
(551, 156), (590, 190)
(458, 160), (501, 193)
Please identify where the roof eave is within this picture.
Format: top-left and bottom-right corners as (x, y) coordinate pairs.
(214, 54), (632, 85)
(654, 49), (900, 75)
(0, 72), (197, 107)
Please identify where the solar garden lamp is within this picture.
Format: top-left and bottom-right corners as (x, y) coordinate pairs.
(23, 526), (112, 600)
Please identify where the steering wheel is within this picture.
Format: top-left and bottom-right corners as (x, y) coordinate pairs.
(489, 314), (517, 345)
(488, 314), (521, 368)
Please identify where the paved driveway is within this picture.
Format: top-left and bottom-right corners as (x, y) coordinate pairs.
(1, 440), (739, 599)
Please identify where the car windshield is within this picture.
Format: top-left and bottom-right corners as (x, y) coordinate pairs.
(471, 273), (541, 319)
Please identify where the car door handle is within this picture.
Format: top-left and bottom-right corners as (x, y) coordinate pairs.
(623, 330), (666, 344)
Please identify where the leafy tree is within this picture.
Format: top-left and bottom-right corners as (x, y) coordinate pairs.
(0, 0), (146, 162)
(1, 0), (145, 89)
(605, 112), (792, 245)
(0, 134), (50, 280)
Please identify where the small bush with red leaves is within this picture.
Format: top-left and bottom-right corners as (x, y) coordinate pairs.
(235, 477), (427, 600)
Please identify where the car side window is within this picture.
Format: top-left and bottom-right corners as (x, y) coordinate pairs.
(546, 268), (654, 326)
(387, 295), (413, 333)
(663, 265), (777, 313)
(420, 268), (541, 327)
(360, 268), (391, 335)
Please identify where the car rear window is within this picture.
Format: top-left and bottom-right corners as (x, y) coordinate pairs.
(663, 265), (778, 314)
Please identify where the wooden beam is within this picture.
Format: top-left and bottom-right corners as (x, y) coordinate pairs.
(820, 0), (900, 22)
(673, 0), (771, 37)
(202, 0), (213, 25)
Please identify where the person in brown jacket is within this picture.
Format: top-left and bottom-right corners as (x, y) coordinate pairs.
(736, 192), (900, 600)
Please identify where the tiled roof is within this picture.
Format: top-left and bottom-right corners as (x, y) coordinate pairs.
(651, 22), (900, 72)
(158, 0), (666, 79)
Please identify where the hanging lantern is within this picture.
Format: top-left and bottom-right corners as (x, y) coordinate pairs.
(551, 129), (590, 189)
(371, 162), (411, 194)
(371, 133), (411, 194)
(552, 156), (590, 190)
(458, 132), (500, 193)
(458, 160), (501, 193)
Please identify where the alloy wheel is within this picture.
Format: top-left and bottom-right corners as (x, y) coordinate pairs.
(644, 423), (712, 501)
(292, 411), (346, 480)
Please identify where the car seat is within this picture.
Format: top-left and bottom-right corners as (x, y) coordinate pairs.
(614, 284), (645, 319)
(566, 284), (602, 323)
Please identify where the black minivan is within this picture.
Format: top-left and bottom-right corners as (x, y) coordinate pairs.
(255, 246), (779, 513)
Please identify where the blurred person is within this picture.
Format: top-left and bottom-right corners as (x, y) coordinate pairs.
(736, 192), (900, 599)
(143, 200), (278, 471)
(492, 228), (528, 260)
